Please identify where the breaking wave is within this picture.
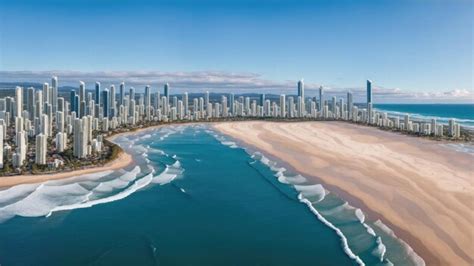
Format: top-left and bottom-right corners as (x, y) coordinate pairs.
(248, 150), (425, 266)
(0, 127), (185, 223)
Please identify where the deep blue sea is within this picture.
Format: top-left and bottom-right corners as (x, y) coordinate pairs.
(374, 104), (474, 127)
(0, 125), (424, 265)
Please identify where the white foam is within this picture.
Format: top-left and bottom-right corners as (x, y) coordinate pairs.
(0, 183), (91, 222)
(285, 174), (307, 184)
(46, 173), (154, 217)
(152, 167), (177, 185)
(372, 236), (387, 262)
(91, 167), (141, 194)
(298, 194), (365, 266)
(294, 184), (326, 203)
(374, 220), (426, 266)
(141, 134), (152, 139)
(152, 160), (183, 185)
(0, 183), (41, 207)
(355, 208), (365, 223)
(171, 160), (181, 168)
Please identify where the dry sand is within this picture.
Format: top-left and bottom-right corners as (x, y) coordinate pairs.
(214, 121), (474, 266)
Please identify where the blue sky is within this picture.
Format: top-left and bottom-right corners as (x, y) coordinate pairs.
(0, 0), (472, 102)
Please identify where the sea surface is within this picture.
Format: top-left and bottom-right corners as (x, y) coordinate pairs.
(374, 104), (474, 128)
(0, 125), (424, 265)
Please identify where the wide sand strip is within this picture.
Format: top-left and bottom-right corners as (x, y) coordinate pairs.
(214, 121), (474, 266)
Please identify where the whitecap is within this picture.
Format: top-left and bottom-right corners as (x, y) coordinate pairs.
(46, 173), (154, 217)
(294, 184), (326, 203)
(298, 194), (365, 266)
(373, 220), (425, 266)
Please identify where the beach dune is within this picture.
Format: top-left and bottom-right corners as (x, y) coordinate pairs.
(214, 121), (474, 266)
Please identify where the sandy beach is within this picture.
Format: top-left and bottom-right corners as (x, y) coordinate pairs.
(0, 138), (133, 188)
(214, 121), (474, 266)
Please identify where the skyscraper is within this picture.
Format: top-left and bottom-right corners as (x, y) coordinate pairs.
(347, 91), (353, 119)
(43, 83), (50, 104)
(145, 85), (151, 120)
(51, 76), (58, 112)
(183, 92), (189, 116)
(35, 133), (47, 165)
(102, 88), (109, 118)
(205, 91), (210, 109)
(15, 86), (22, 118)
(70, 90), (76, 115)
(367, 80), (372, 108)
(95, 82), (101, 106)
(229, 93), (235, 115)
(36, 90), (43, 119)
(331, 96), (337, 117)
(260, 93), (265, 106)
(164, 83), (170, 100)
(73, 118), (86, 158)
(129, 87), (135, 116)
(16, 130), (27, 167)
(367, 80), (373, 124)
(318, 86), (323, 112)
(297, 79), (304, 101)
(109, 85), (116, 118)
(79, 81), (86, 103)
(27, 87), (35, 119)
(280, 94), (286, 117)
(119, 82), (125, 106)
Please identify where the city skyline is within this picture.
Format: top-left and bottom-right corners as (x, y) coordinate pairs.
(1, 70), (473, 104)
(0, 75), (463, 174)
(0, 0), (472, 103)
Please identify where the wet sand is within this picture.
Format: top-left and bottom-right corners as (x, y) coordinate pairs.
(214, 121), (474, 266)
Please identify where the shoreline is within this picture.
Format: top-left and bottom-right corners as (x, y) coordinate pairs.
(1, 117), (471, 187)
(0, 136), (134, 189)
(0, 123), (183, 189)
(228, 135), (438, 265)
(0, 123), (186, 189)
(1, 120), (472, 265)
(213, 121), (473, 266)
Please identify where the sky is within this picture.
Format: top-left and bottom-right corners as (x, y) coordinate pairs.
(0, 0), (472, 103)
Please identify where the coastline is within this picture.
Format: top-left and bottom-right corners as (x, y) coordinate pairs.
(213, 121), (474, 266)
(1, 120), (473, 265)
(0, 136), (134, 188)
(0, 123), (185, 189)
(229, 136), (438, 265)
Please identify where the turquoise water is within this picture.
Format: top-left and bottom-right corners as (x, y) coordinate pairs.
(0, 126), (423, 265)
(374, 104), (474, 127)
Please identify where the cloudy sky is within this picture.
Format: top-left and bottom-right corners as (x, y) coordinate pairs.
(0, 0), (472, 103)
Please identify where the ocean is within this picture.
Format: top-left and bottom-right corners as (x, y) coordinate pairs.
(0, 125), (424, 265)
(374, 104), (474, 128)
